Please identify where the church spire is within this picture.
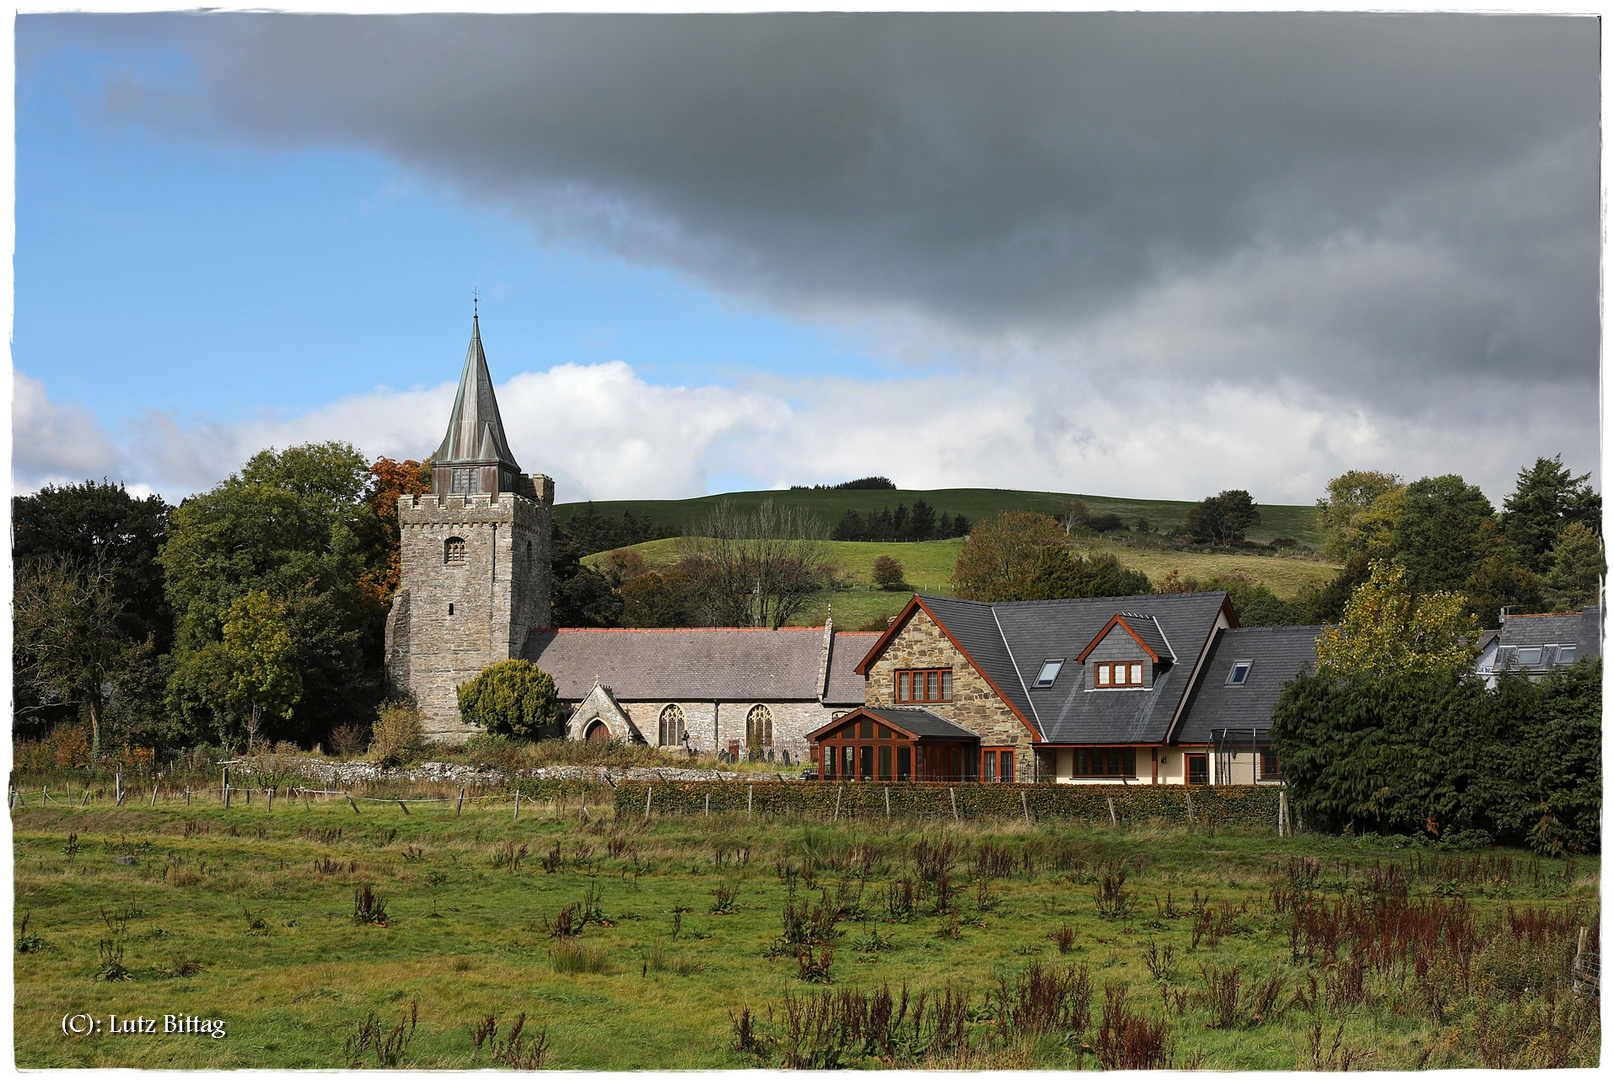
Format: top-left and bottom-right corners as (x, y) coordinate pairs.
(435, 312), (520, 474)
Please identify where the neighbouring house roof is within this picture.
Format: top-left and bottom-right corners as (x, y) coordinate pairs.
(807, 706), (980, 743)
(436, 315), (520, 471)
(1483, 605), (1603, 677)
(523, 626), (871, 704)
(861, 591), (1234, 745)
(1172, 625), (1323, 745)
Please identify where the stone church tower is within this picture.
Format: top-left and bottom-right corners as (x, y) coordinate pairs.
(384, 315), (554, 739)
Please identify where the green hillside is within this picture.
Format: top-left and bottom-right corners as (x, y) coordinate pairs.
(557, 486), (1324, 549)
(584, 534), (1341, 630)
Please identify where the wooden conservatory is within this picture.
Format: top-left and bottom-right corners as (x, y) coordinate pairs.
(807, 706), (981, 782)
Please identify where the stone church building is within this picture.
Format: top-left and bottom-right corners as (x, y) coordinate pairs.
(384, 316), (869, 747)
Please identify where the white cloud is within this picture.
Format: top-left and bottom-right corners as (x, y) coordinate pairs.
(15, 351), (1593, 510)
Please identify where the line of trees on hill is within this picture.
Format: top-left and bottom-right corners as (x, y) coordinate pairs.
(830, 501), (972, 542)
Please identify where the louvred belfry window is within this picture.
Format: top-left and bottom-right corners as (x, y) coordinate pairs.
(895, 669), (952, 703)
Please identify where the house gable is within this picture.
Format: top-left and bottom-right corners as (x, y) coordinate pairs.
(858, 597), (1038, 778)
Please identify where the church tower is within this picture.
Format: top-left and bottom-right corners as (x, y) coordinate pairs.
(384, 314), (554, 740)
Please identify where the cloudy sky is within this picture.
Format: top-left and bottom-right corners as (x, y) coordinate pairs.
(13, 12), (1601, 507)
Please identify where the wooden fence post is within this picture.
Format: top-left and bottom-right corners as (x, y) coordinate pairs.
(1021, 790), (1031, 827)
(456, 787), (465, 817)
(221, 768), (229, 808)
(1107, 798), (1118, 827)
(513, 792), (520, 820)
(151, 785), (159, 808)
(833, 785), (842, 822)
(885, 787), (891, 822)
(115, 771), (123, 806)
(705, 792), (711, 817)
(747, 785), (754, 817)
(1185, 790), (1195, 826)
(949, 787), (959, 824)
(346, 793), (360, 815)
(396, 797), (410, 816)
(644, 787), (653, 821)
(1278, 791), (1288, 837)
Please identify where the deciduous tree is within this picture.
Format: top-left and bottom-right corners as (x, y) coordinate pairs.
(222, 590), (303, 751)
(1315, 470), (1405, 564)
(1184, 490), (1261, 545)
(1315, 559), (1478, 680)
(1392, 474), (1494, 593)
(13, 555), (133, 761)
(680, 500), (833, 628)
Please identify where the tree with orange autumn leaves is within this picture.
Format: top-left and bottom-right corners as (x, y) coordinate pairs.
(356, 457), (433, 609)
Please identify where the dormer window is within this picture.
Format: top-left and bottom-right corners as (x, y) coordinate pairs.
(1033, 659), (1065, 688)
(1227, 661), (1252, 685)
(1095, 661), (1144, 688)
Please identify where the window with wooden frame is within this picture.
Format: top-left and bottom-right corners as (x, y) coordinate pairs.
(444, 536), (467, 565)
(1259, 747), (1281, 780)
(1186, 753), (1209, 785)
(981, 747), (1015, 782)
(1093, 661), (1145, 688)
(894, 668), (953, 703)
(1071, 747), (1137, 777)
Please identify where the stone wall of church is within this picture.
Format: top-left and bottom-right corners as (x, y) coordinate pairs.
(387, 480), (553, 740)
(575, 699), (852, 764)
(864, 608), (1037, 781)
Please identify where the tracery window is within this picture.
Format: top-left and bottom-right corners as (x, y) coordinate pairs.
(658, 704), (687, 747)
(746, 704), (773, 749)
(444, 537), (467, 565)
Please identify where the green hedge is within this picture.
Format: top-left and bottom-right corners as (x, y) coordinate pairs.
(611, 780), (1286, 831)
(512, 778), (616, 802)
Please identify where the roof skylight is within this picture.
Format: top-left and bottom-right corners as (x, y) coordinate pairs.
(1033, 659), (1064, 688)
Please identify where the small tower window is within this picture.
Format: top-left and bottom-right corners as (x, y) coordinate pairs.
(658, 704), (687, 747)
(448, 603), (454, 616)
(445, 537), (466, 565)
(527, 540), (534, 566)
(451, 468), (476, 494)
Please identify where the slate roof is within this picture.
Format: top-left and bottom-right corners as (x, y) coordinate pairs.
(886, 592), (1233, 745)
(523, 626), (870, 704)
(1172, 626), (1322, 745)
(436, 315), (520, 470)
(854, 707), (981, 741)
(1486, 606), (1603, 675)
(824, 632), (880, 705)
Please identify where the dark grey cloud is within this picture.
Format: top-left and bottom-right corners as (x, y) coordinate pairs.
(24, 12), (1599, 461)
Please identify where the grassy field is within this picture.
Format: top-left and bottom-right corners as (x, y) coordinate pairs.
(13, 796), (1598, 1069)
(586, 536), (1339, 630)
(559, 487), (1326, 550)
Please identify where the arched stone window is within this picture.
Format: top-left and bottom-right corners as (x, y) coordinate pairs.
(658, 704), (686, 747)
(444, 536), (467, 565)
(746, 704), (773, 749)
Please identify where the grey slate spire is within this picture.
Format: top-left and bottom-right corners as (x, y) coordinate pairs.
(435, 314), (520, 472)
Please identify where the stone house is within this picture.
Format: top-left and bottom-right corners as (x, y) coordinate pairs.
(820, 592), (1322, 785)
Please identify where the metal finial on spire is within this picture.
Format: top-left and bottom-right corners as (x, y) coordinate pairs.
(472, 288), (479, 319)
